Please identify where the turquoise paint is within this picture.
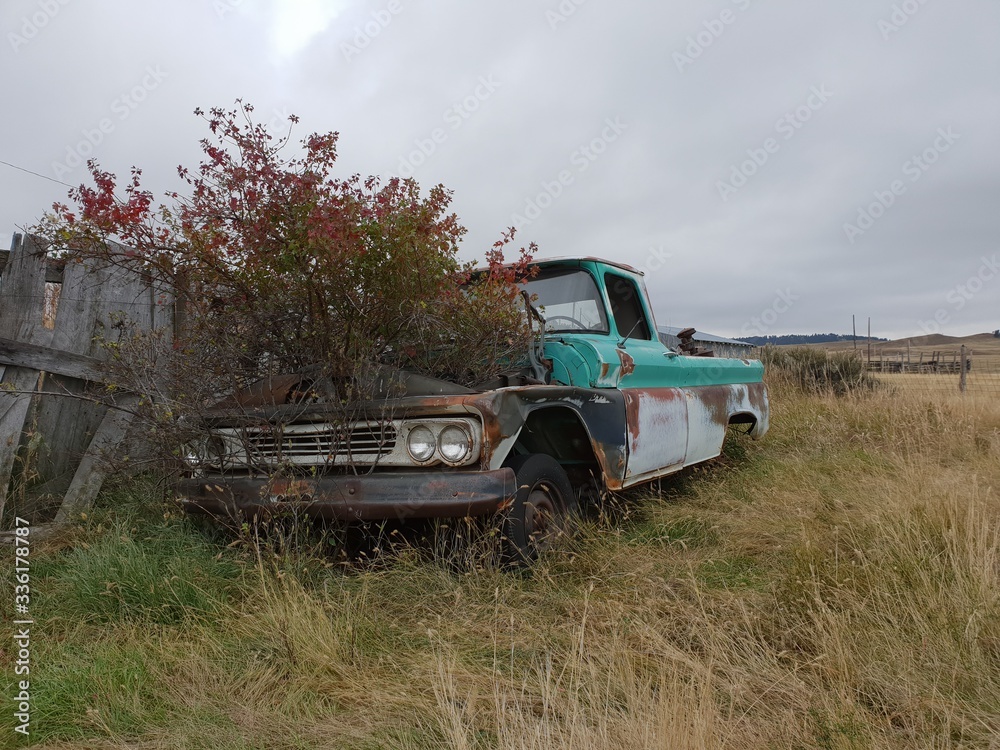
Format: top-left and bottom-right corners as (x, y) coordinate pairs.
(543, 340), (594, 386)
(533, 259), (764, 389)
(543, 336), (763, 389)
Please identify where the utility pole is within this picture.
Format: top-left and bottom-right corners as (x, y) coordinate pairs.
(852, 315), (857, 351)
(867, 317), (871, 364)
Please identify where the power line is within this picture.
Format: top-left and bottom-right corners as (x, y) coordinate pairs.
(0, 159), (75, 189)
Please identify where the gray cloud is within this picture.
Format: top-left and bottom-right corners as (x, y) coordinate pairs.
(2, 0), (998, 338)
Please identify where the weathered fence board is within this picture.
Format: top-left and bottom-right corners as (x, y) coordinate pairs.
(0, 337), (106, 381)
(0, 250), (63, 282)
(36, 254), (158, 506)
(0, 235), (54, 345)
(54, 394), (139, 525)
(0, 234), (52, 522)
(0, 232), (176, 530)
(0, 368), (38, 521)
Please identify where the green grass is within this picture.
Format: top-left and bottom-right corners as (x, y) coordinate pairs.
(30, 637), (165, 741)
(31, 521), (242, 626)
(3, 383), (1000, 748)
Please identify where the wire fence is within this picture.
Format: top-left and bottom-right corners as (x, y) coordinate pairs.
(866, 344), (1000, 396)
(870, 370), (1000, 397)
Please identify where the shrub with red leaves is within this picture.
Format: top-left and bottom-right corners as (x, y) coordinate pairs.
(38, 102), (536, 404)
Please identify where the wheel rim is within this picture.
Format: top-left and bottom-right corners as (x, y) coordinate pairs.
(524, 482), (561, 548)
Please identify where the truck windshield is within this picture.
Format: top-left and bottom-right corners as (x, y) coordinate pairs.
(521, 268), (610, 334)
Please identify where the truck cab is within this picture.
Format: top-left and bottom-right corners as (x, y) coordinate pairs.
(522, 257), (768, 485)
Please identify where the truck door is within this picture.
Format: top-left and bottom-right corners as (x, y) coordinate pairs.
(603, 272), (689, 486)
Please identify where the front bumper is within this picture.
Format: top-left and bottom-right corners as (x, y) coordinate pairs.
(176, 468), (517, 522)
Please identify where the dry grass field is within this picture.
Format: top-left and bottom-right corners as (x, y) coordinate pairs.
(4, 372), (1000, 749)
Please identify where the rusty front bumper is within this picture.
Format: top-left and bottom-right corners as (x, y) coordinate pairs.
(176, 468), (517, 522)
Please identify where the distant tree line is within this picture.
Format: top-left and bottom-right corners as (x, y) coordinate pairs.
(737, 333), (889, 346)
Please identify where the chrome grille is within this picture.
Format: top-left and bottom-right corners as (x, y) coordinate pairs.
(243, 421), (396, 464)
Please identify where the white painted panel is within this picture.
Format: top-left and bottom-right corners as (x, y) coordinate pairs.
(684, 384), (760, 465)
(623, 388), (687, 485)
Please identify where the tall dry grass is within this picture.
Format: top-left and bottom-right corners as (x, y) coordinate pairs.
(10, 378), (1000, 749)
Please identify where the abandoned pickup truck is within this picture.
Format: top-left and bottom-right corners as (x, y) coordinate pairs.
(177, 257), (769, 561)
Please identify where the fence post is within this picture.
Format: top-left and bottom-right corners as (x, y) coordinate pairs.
(959, 345), (968, 393)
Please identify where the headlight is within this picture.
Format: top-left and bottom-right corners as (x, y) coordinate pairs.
(183, 434), (228, 468)
(182, 436), (208, 467)
(406, 425), (436, 462)
(206, 435), (228, 465)
(438, 424), (471, 464)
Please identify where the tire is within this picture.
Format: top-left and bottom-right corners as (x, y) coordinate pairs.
(501, 453), (577, 566)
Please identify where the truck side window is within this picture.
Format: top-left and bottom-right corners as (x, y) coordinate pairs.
(604, 273), (651, 341)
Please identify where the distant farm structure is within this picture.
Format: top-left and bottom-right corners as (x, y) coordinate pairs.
(846, 333), (1000, 394)
(657, 325), (755, 359)
(865, 349), (971, 374)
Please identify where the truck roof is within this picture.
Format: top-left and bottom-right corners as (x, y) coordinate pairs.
(528, 256), (643, 276)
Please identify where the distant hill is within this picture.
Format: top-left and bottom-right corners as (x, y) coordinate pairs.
(817, 332), (999, 351)
(883, 332), (1000, 348)
(737, 333), (888, 346)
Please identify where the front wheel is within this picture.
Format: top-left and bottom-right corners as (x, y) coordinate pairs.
(501, 453), (577, 566)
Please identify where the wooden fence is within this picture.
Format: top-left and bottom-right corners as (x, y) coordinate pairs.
(0, 233), (175, 532)
(864, 349), (971, 374)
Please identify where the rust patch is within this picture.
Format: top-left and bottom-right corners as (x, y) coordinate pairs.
(215, 374), (309, 409)
(624, 390), (641, 451)
(600, 362), (610, 379)
(467, 394), (506, 468)
(590, 439), (626, 491)
(690, 385), (733, 427)
(266, 478), (317, 501)
(181, 470), (515, 521)
(616, 349), (635, 376)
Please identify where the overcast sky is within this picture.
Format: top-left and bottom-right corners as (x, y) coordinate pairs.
(2, 0), (998, 339)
